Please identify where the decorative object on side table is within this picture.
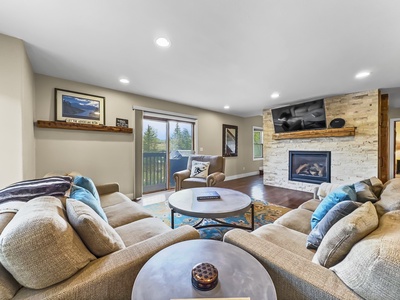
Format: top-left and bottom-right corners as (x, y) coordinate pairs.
(116, 118), (128, 127)
(222, 124), (238, 157)
(55, 88), (105, 125)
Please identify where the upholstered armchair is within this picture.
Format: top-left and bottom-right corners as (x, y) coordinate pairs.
(173, 155), (226, 191)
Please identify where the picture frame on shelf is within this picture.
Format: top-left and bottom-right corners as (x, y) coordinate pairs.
(116, 118), (129, 128)
(55, 88), (105, 125)
(222, 124), (238, 157)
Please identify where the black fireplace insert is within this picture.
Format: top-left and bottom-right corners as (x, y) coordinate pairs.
(289, 150), (331, 184)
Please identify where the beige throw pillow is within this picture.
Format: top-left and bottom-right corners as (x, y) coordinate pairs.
(66, 199), (125, 257)
(190, 160), (210, 178)
(0, 196), (95, 289)
(312, 201), (378, 268)
(331, 210), (400, 300)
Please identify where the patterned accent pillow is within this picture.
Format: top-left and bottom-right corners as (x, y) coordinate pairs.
(0, 176), (72, 204)
(190, 161), (210, 178)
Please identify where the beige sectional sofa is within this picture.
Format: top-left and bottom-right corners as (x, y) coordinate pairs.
(224, 178), (400, 300)
(0, 174), (199, 299)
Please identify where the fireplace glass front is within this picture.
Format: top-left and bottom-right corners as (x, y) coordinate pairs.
(289, 151), (331, 184)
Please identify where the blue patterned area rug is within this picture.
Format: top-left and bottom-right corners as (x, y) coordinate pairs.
(144, 199), (291, 240)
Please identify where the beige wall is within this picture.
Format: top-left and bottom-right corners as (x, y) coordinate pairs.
(35, 75), (262, 194)
(263, 90), (380, 193)
(0, 34), (35, 187)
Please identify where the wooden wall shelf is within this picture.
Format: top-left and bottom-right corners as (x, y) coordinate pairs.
(272, 127), (356, 140)
(36, 120), (133, 133)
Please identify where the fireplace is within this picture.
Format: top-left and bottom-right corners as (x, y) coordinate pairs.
(289, 151), (331, 184)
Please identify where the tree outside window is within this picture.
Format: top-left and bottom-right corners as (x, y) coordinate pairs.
(253, 126), (263, 160)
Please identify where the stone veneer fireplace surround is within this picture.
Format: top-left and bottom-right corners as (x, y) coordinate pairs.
(263, 90), (380, 193)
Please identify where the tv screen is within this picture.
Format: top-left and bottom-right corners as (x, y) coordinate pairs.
(271, 99), (327, 133)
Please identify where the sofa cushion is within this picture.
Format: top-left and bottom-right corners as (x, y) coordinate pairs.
(0, 196), (95, 289)
(374, 178), (400, 217)
(252, 223), (315, 260)
(101, 192), (153, 228)
(298, 199), (321, 212)
(73, 175), (100, 201)
(190, 160), (210, 178)
(331, 210), (400, 300)
(312, 201), (378, 268)
(0, 264), (21, 300)
(306, 201), (360, 249)
(115, 217), (171, 246)
(70, 185), (108, 222)
(311, 185), (356, 229)
(0, 176), (72, 204)
(274, 208), (313, 234)
(66, 199), (125, 257)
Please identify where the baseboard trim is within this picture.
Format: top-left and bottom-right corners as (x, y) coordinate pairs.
(225, 171), (259, 181)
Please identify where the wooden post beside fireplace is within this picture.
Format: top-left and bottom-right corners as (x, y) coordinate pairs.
(289, 151), (331, 184)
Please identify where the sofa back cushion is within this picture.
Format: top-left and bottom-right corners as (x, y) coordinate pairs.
(66, 199), (125, 257)
(0, 196), (95, 289)
(312, 201), (378, 268)
(331, 210), (400, 300)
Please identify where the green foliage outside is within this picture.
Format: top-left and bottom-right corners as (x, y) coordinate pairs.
(170, 123), (192, 151)
(143, 125), (161, 152)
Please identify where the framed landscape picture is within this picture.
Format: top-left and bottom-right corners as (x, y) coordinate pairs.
(55, 88), (105, 125)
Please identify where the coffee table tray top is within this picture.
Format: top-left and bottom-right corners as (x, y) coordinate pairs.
(168, 187), (254, 230)
(131, 240), (277, 300)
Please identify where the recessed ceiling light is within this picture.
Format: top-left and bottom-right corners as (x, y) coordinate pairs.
(224, 105), (230, 109)
(155, 37), (170, 48)
(119, 78), (130, 84)
(271, 92), (280, 99)
(355, 71), (371, 79)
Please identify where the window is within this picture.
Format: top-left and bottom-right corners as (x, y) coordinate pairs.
(253, 126), (263, 160)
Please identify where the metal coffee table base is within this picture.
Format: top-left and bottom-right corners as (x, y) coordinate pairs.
(171, 203), (254, 231)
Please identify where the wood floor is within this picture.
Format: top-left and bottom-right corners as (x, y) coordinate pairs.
(218, 175), (313, 209)
(141, 175), (314, 209)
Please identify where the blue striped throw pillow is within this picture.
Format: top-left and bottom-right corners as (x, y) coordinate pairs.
(0, 176), (72, 204)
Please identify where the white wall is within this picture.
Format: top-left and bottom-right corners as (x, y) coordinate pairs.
(35, 75), (262, 194)
(0, 34), (35, 187)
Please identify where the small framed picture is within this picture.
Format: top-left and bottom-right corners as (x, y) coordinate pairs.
(55, 89), (105, 125)
(116, 118), (129, 128)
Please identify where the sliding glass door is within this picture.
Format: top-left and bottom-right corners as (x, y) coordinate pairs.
(143, 117), (194, 193)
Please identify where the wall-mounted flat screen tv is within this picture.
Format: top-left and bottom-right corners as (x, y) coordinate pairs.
(271, 99), (327, 133)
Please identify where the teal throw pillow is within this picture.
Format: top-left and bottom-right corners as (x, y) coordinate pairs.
(73, 176), (100, 202)
(70, 185), (108, 222)
(311, 185), (356, 229)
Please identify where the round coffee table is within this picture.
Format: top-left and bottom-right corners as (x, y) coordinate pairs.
(168, 187), (254, 230)
(131, 240), (277, 299)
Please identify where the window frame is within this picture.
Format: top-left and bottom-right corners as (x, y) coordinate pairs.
(253, 126), (263, 161)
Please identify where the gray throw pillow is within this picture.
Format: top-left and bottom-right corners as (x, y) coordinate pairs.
(354, 180), (379, 203)
(312, 201), (378, 268)
(306, 201), (360, 249)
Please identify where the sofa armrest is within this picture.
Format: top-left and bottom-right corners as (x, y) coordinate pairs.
(95, 183), (120, 195)
(206, 172), (225, 186)
(173, 170), (190, 191)
(223, 229), (361, 300)
(13, 225), (200, 300)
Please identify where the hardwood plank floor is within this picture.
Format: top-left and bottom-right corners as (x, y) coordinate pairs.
(141, 175), (314, 209)
(218, 175), (313, 209)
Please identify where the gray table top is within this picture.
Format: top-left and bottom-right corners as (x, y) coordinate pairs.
(168, 187), (252, 219)
(132, 240), (277, 300)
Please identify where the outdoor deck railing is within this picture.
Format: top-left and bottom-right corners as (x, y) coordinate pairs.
(143, 152), (167, 193)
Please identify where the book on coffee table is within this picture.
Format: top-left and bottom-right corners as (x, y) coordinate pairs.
(196, 190), (221, 200)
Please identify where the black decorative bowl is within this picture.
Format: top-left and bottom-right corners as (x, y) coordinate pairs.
(191, 262), (218, 291)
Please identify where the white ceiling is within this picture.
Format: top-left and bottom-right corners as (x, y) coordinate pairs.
(1, 0), (400, 117)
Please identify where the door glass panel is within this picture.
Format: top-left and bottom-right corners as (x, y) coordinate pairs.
(142, 119), (167, 193)
(169, 121), (194, 188)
